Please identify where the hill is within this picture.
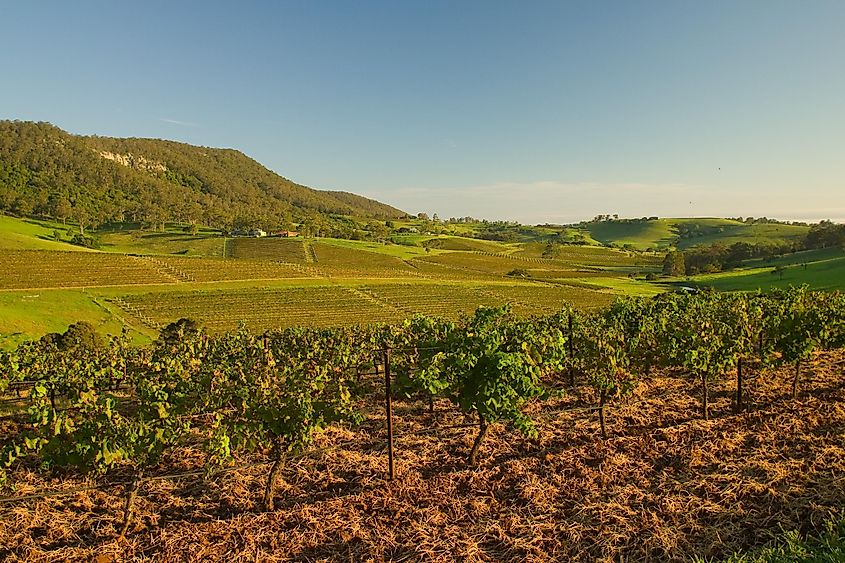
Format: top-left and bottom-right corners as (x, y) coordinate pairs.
(0, 121), (404, 232)
(581, 217), (809, 251)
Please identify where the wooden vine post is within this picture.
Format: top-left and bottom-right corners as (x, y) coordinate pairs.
(735, 358), (743, 413)
(568, 313), (575, 387)
(382, 348), (394, 481)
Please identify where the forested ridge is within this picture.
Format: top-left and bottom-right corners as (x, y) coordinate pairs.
(0, 121), (404, 231)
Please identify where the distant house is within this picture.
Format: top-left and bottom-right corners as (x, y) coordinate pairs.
(250, 229), (267, 238)
(271, 230), (299, 238)
(396, 227), (419, 234)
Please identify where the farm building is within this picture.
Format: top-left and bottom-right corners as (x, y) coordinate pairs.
(231, 229), (267, 238)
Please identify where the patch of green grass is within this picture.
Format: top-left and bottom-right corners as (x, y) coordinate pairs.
(742, 247), (844, 269)
(0, 214), (91, 251)
(697, 513), (845, 563)
(97, 228), (226, 256)
(0, 289), (152, 349)
(317, 237), (443, 259)
(687, 255), (845, 291)
(677, 222), (809, 250)
(584, 218), (680, 250)
(421, 236), (511, 253)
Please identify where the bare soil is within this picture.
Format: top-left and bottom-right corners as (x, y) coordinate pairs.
(2, 351), (844, 562)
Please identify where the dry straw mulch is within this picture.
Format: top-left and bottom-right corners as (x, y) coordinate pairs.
(1, 351), (844, 562)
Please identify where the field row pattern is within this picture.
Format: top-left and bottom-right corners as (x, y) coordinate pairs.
(114, 283), (608, 331)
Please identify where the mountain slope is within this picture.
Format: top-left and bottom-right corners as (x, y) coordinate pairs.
(0, 121), (404, 230)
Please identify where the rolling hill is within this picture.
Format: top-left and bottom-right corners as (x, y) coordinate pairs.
(581, 217), (809, 250)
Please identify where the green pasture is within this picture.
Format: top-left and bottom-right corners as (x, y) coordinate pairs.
(97, 228), (225, 256)
(687, 255), (845, 291)
(317, 237), (444, 259)
(0, 215), (90, 252)
(676, 221), (809, 249)
(583, 218), (679, 250)
(0, 289), (152, 349)
(581, 218), (809, 251)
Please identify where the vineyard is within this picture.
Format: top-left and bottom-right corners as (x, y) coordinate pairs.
(154, 256), (315, 282)
(414, 250), (656, 280)
(230, 238), (309, 262)
(110, 282), (613, 331)
(0, 250), (174, 289)
(513, 243), (663, 269)
(114, 286), (405, 330)
(1, 288), (844, 560)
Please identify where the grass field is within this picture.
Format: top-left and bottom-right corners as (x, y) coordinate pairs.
(420, 236), (512, 253)
(676, 222), (809, 250)
(686, 254), (845, 291)
(0, 289), (139, 348)
(318, 237), (445, 259)
(583, 218), (679, 250)
(98, 228), (226, 256)
(0, 215), (91, 252)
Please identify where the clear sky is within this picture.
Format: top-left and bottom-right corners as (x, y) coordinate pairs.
(1, 1), (843, 223)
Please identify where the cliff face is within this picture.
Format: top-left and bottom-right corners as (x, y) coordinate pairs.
(98, 151), (168, 173)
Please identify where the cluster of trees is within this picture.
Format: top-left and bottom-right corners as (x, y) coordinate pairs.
(805, 221), (845, 249)
(0, 121), (404, 234)
(664, 222), (845, 277)
(728, 216), (809, 226)
(588, 215), (659, 223)
(663, 241), (798, 275)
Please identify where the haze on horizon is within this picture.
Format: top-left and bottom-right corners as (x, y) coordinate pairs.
(1, 1), (843, 225)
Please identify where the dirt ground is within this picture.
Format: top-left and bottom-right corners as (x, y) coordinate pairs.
(1, 351), (844, 562)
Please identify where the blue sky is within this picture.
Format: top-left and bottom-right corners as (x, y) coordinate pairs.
(1, 1), (843, 223)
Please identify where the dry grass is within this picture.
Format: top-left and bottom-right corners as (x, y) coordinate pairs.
(1, 352), (844, 562)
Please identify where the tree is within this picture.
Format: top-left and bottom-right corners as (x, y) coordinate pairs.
(662, 251), (685, 276)
(52, 196), (72, 224)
